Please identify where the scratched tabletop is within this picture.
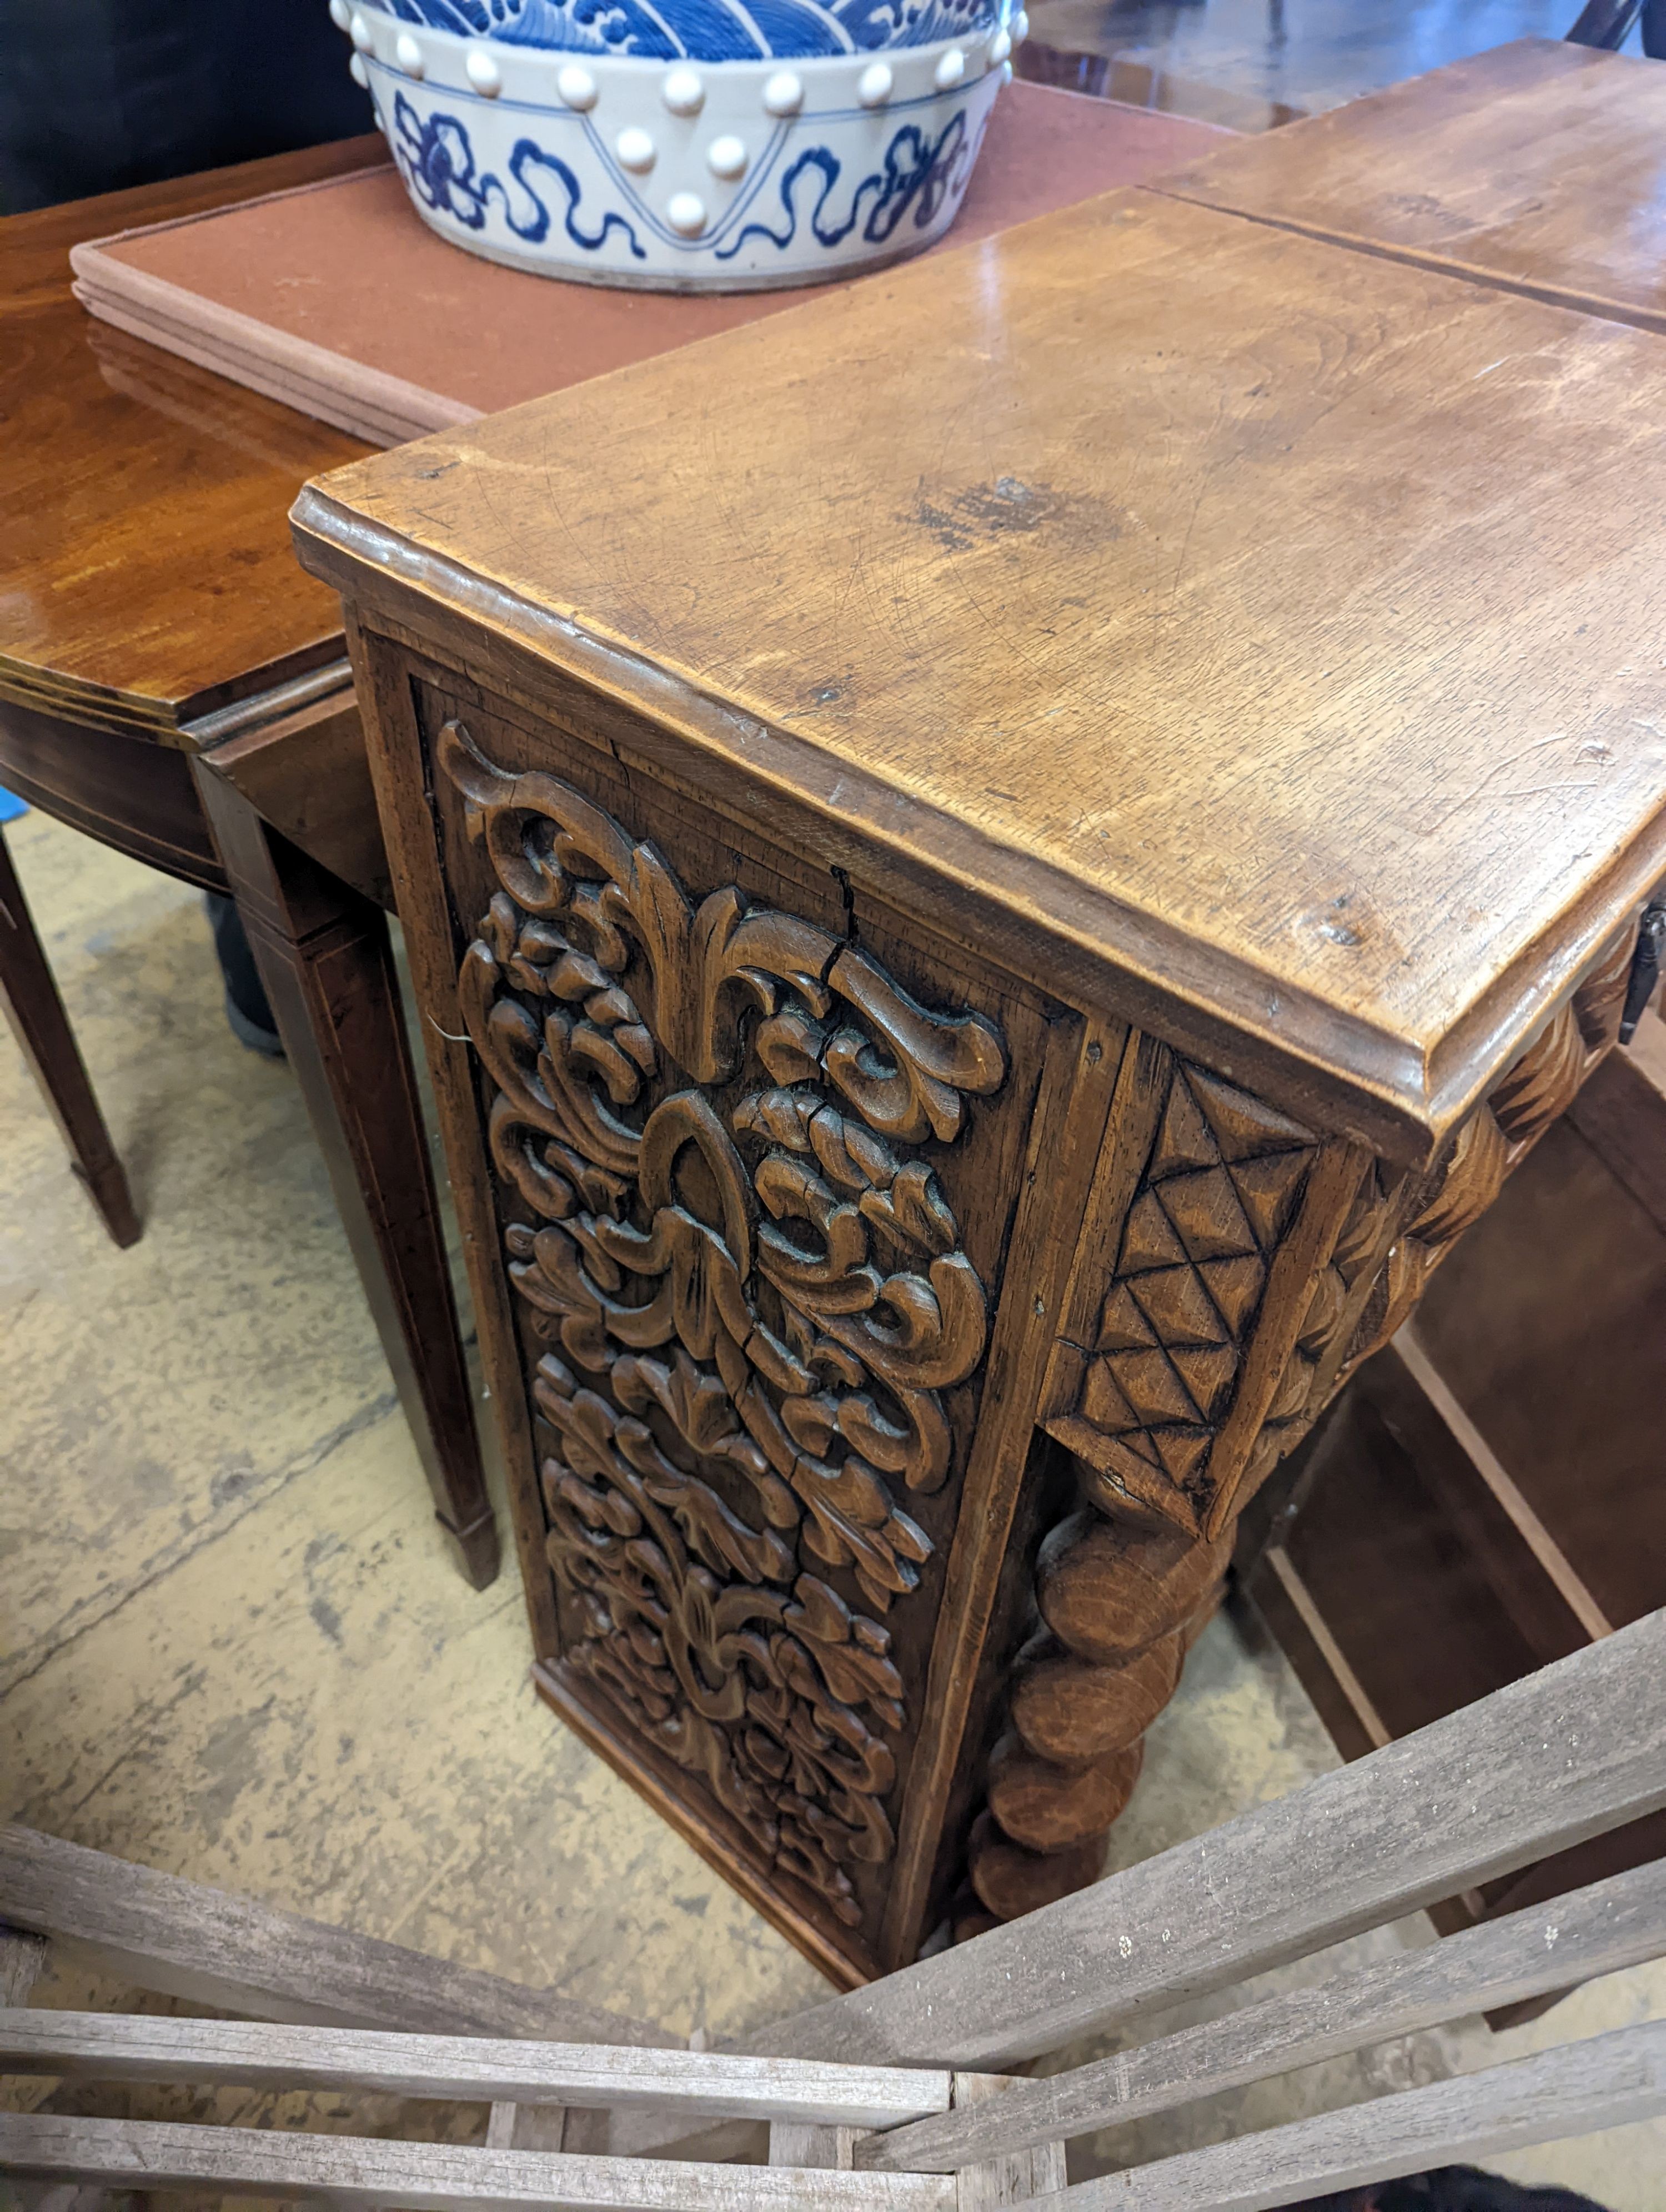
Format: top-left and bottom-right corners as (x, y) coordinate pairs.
(297, 168), (1666, 1156)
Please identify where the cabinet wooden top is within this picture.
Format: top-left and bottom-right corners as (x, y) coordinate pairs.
(1158, 38), (1666, 334)
(295, 183), (1666, 1157)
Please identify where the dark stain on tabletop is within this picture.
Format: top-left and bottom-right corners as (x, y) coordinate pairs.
(906, 475), (1120, 556)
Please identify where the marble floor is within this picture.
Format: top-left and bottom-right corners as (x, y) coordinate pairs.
(2, 808), (1663, 2205)
(1025, 0), (1615, 117)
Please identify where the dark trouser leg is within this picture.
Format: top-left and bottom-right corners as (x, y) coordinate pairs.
(203, 890), (284, 1055)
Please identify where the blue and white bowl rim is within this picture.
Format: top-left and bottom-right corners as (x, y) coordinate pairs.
(358, 0), (1003, 66)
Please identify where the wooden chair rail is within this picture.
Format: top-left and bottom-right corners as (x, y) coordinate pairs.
(0, 2115), (956, 2212)
(3, 1615), (1665, 2208)
(1051, 2018), (1666, 2212)
(744, 1609), (1666, 2078)
(861, 1854), (1666, 2173)
(0, 1822), (673, 2052)
(0, 2011), (955, 2132)
(2, 2020), (1663, 2212)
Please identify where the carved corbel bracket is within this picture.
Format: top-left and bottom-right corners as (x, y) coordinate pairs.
(960, 916), (1640, 1934)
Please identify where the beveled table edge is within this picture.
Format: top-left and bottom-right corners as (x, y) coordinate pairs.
(294, 485), (1666, 1163)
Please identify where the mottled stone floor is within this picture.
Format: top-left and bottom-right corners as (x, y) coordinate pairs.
(1025, 0), (1580, 119)
(2, 808), (1662, 2205)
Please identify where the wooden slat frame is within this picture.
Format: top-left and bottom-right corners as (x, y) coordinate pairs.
(0, 1824), (671, 2048)
(861, 1856), (1666, 2171)
(1, 1926), (48, 2007)
(0, 2012), (953, 2131)
(1036, 2016), (1666, 2212)
(740, 1611), (1666, 2074)
(4, 2025), (1662, 2212)
(948, 2072), (1066, 2210)
(6, 1618), (1665, 2205)
(767, 2120), (864, 2168)
(488, 2100), (569, 2153)
(0, 2115), (954, 2212)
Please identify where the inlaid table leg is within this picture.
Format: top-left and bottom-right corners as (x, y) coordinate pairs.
(0, 822), (139, 1248)
(190, 763), (499, 1591)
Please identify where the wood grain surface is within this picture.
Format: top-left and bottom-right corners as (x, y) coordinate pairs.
(0, 1824), (674, 2051)
(294, 185), (1666, 1153)
(1157, 40), (1666, 335)
(0, 138), (377, 740)
(0, 1929), (47, 2008)
(0, 2116), (955, 2212)
(861, 1856), (1666, 2171)
(0, 2012), (954, 2129)
(1036, 2017), (1666, 2212)
(946, 2072), (1067, 2208)
(767, 2121), (865, 2168)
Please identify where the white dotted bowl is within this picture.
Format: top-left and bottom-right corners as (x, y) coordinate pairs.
(329, 0), (1026, 291)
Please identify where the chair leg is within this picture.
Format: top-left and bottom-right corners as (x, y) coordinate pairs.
(0, 823), (139, 1247)
(190, 763), (499, 1591)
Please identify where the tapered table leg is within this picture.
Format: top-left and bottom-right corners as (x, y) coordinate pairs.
(0, 822), (139, 1247)
(191, 762), (499, 1590)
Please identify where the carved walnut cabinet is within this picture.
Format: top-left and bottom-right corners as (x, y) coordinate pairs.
(294, 182), (1666, 1987)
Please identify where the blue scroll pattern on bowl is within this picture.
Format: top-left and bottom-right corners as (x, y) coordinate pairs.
(395, 93), (648, 253)
(391, 88), (978, 257)
(370, 0), (997, 61)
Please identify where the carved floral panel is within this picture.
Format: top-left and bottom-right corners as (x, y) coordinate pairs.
(436, 716), (1011, 1949)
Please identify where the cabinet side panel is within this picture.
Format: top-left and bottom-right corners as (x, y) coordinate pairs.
(403, 664), (1057, 1977)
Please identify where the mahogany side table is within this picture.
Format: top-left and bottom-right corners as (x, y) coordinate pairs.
(295, 109), (1666, 1985)
(0, 137), (499, 1590)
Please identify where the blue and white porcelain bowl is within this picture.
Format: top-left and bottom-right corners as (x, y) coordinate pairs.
(328, 0), (1023, 290)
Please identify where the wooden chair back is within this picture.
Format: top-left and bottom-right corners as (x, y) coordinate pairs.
(3, 1610), (1665, 2208)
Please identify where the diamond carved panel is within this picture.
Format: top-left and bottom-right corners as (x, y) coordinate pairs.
(1076, 1064), (1315, 1501)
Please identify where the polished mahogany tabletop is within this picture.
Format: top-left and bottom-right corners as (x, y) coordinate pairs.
(0, 137), (380, 745)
